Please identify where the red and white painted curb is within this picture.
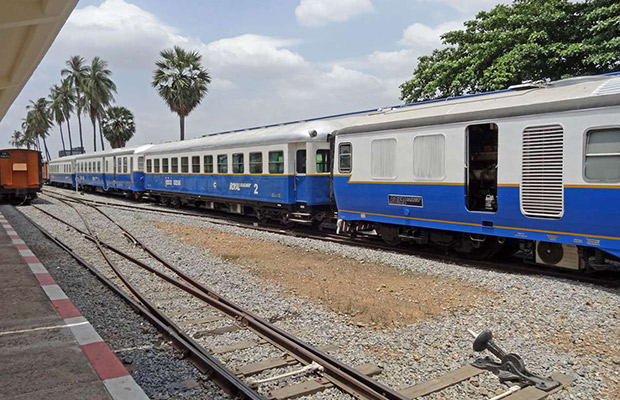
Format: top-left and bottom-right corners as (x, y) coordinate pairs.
(0, 213), (149, 400)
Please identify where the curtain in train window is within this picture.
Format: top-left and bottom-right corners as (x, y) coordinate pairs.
(585, 128), (620, 181)
(268, 151), (284, 174)
(371, 138), (397, 179)
(413, 134), (445, 180)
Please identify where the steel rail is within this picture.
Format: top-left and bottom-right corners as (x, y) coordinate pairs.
(40, 193), (411, 400)
(28, 203), (266, 400)
(42, 188), (620, 288)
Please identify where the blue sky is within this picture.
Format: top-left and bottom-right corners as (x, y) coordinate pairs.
(1, 0), (508, 155)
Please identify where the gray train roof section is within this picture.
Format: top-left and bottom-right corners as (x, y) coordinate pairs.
(71, 144), (154, 160)
(142, 116), (361, 156)
(335, 75), (620, 136)
(49, 154), (78, 164)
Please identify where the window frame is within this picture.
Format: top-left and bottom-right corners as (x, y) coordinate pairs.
(370, 138), (398, 180)
(583, 126), (620, 183)
(232, 153), (244, 174)
(412, 133), (446, 181)
(249, 152), (263, 174)
(171, 157), (179, 173)
(268, 150), (284, 174)
(338, 143), (352, 173)
(296, 149), (307, 174)
(315, 149), (330, 174)
(162, 158), (169, 173)
(123, 157), (128, 173)
(146, 159), (152, 173)
(181, 156), (189, 173)
(217, 154), (228, 174)
(191, 156), (200, 173)
(204, 155), (214, 173)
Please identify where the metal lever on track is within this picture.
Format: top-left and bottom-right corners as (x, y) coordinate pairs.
(468, 329), (561, 391)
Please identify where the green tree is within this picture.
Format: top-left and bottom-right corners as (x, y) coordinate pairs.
(58, 78), (76, 154)
(102, 106), (136, 148)
(83, 56), (117, 151)
(61, 56), (88, 151)
(152, 46), (211, 141)
(10, 131), (22, 148)
(400, 0), (620, 103)
(25, 98), (53, 160)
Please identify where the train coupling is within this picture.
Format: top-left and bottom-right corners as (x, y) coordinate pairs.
(468, 329), (561, 392)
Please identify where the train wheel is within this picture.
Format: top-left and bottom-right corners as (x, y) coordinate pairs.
(160, 197), (171, 207)
(376, 224), (401, 246)
(170, 197), (181, 208)
(280, 214), (297, 229)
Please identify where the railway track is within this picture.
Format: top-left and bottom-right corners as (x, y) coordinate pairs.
(27, 192), (408, 400)
(41, 187), (620, 288)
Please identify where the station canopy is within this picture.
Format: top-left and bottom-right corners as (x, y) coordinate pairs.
(0, 0), (78, 122)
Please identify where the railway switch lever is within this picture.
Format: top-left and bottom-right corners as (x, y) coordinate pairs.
(469, 329), (561, 392)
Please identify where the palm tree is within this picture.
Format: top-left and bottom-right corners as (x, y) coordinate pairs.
(25, 98), (53, 160)
(49, 84), (67, 154)
(152, 46), (211, 140)
(83, 56), (116, 151)
(10, 131), (22, 148)
(102, 106), (135, 148)
(20, 119), (38, 150)
(59, 78), (76, 154)
(61, 56), (88, 151)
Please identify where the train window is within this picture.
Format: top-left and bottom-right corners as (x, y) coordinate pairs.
(338, 143), (352, 173)
(117, 158), (122, 174)
(316, 149), (330, 173)
(371, 139), (397, 179)
(137, 157), (144, 171)
(162, 158), (169, 173)
(204, 155), (213, 173)
(105, 161), (109, 173)
(296, 150), (307, 174)
(171, 157), (179, 173)
(98, 161), (101, 172)
(217, 154), (228, 173)
(181, 157), (189, 173)
(146, 159), (152, 173)
(154, 159), (160, 173)
(123, 157), (128, 173)
(233, 153), (244, 173)
(88, 162), (92, 172)
(413, 134), (445, 180)
(585, 128), (620, 181)
(268, 151), (284, 174)
(249, 152), (263, 173)
(192, 156), (200, 173)
(467, 123), (498, 212)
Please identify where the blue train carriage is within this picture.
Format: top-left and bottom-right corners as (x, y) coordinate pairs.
(74, 145), (153, 197)
(333, 74), (620, 271)
(48, 155), (77, 188)
(142, 116), (358, 225)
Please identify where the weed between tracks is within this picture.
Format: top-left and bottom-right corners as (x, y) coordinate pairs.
(153, 221), (493, 327)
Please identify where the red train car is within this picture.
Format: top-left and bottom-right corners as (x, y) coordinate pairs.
(0, 149), (42, 204)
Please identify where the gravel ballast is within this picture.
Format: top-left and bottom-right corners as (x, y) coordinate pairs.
(21, 189), (620, 399)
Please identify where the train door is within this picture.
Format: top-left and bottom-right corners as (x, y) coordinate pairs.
(294, 143), (308, 203)
(103, 158), (109, 190)
(130, 157), (134, 185)
(466, 123), (498, 212)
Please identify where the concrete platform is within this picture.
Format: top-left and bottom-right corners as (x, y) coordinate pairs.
(0, 210), (148, 400)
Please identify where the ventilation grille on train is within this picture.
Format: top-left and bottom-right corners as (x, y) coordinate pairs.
(521, 125), (564, 218)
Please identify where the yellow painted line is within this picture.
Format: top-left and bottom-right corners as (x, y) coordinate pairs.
(340, 209), (620, 241)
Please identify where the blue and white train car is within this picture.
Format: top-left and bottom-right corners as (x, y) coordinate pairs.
(142, 116), (358, 224)
(49, 155), (77, 187)
(74, 145), (153, 195)
(333, 75), (620, 269)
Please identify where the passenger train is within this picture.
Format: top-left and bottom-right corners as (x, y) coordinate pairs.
(49, 74), (620, 271)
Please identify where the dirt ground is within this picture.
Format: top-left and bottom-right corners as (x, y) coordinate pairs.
(153, 221), (493, 327)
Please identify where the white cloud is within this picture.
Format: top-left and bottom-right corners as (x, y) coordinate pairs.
(417, 0), (511, 15)
(295, 0), (374, 27)
(399, 20), (464, 51)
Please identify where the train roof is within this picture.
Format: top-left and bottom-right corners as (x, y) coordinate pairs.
(142, 115), (360, 156)
(335, 74), (620, 136)
(49, 154), (78, 163)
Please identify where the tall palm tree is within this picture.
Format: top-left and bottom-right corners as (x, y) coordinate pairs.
(58, 78), (76, 154)
(102, 106), (135, 148)
(83, 56), (116, 151)
(10, 131), (22, 148)
(61, 55), (88, 151)
(152, 46), (211, 140)
(20, 119), (38, 150)
(49, 84), (67, 154)
(26, 98), (53, 160)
